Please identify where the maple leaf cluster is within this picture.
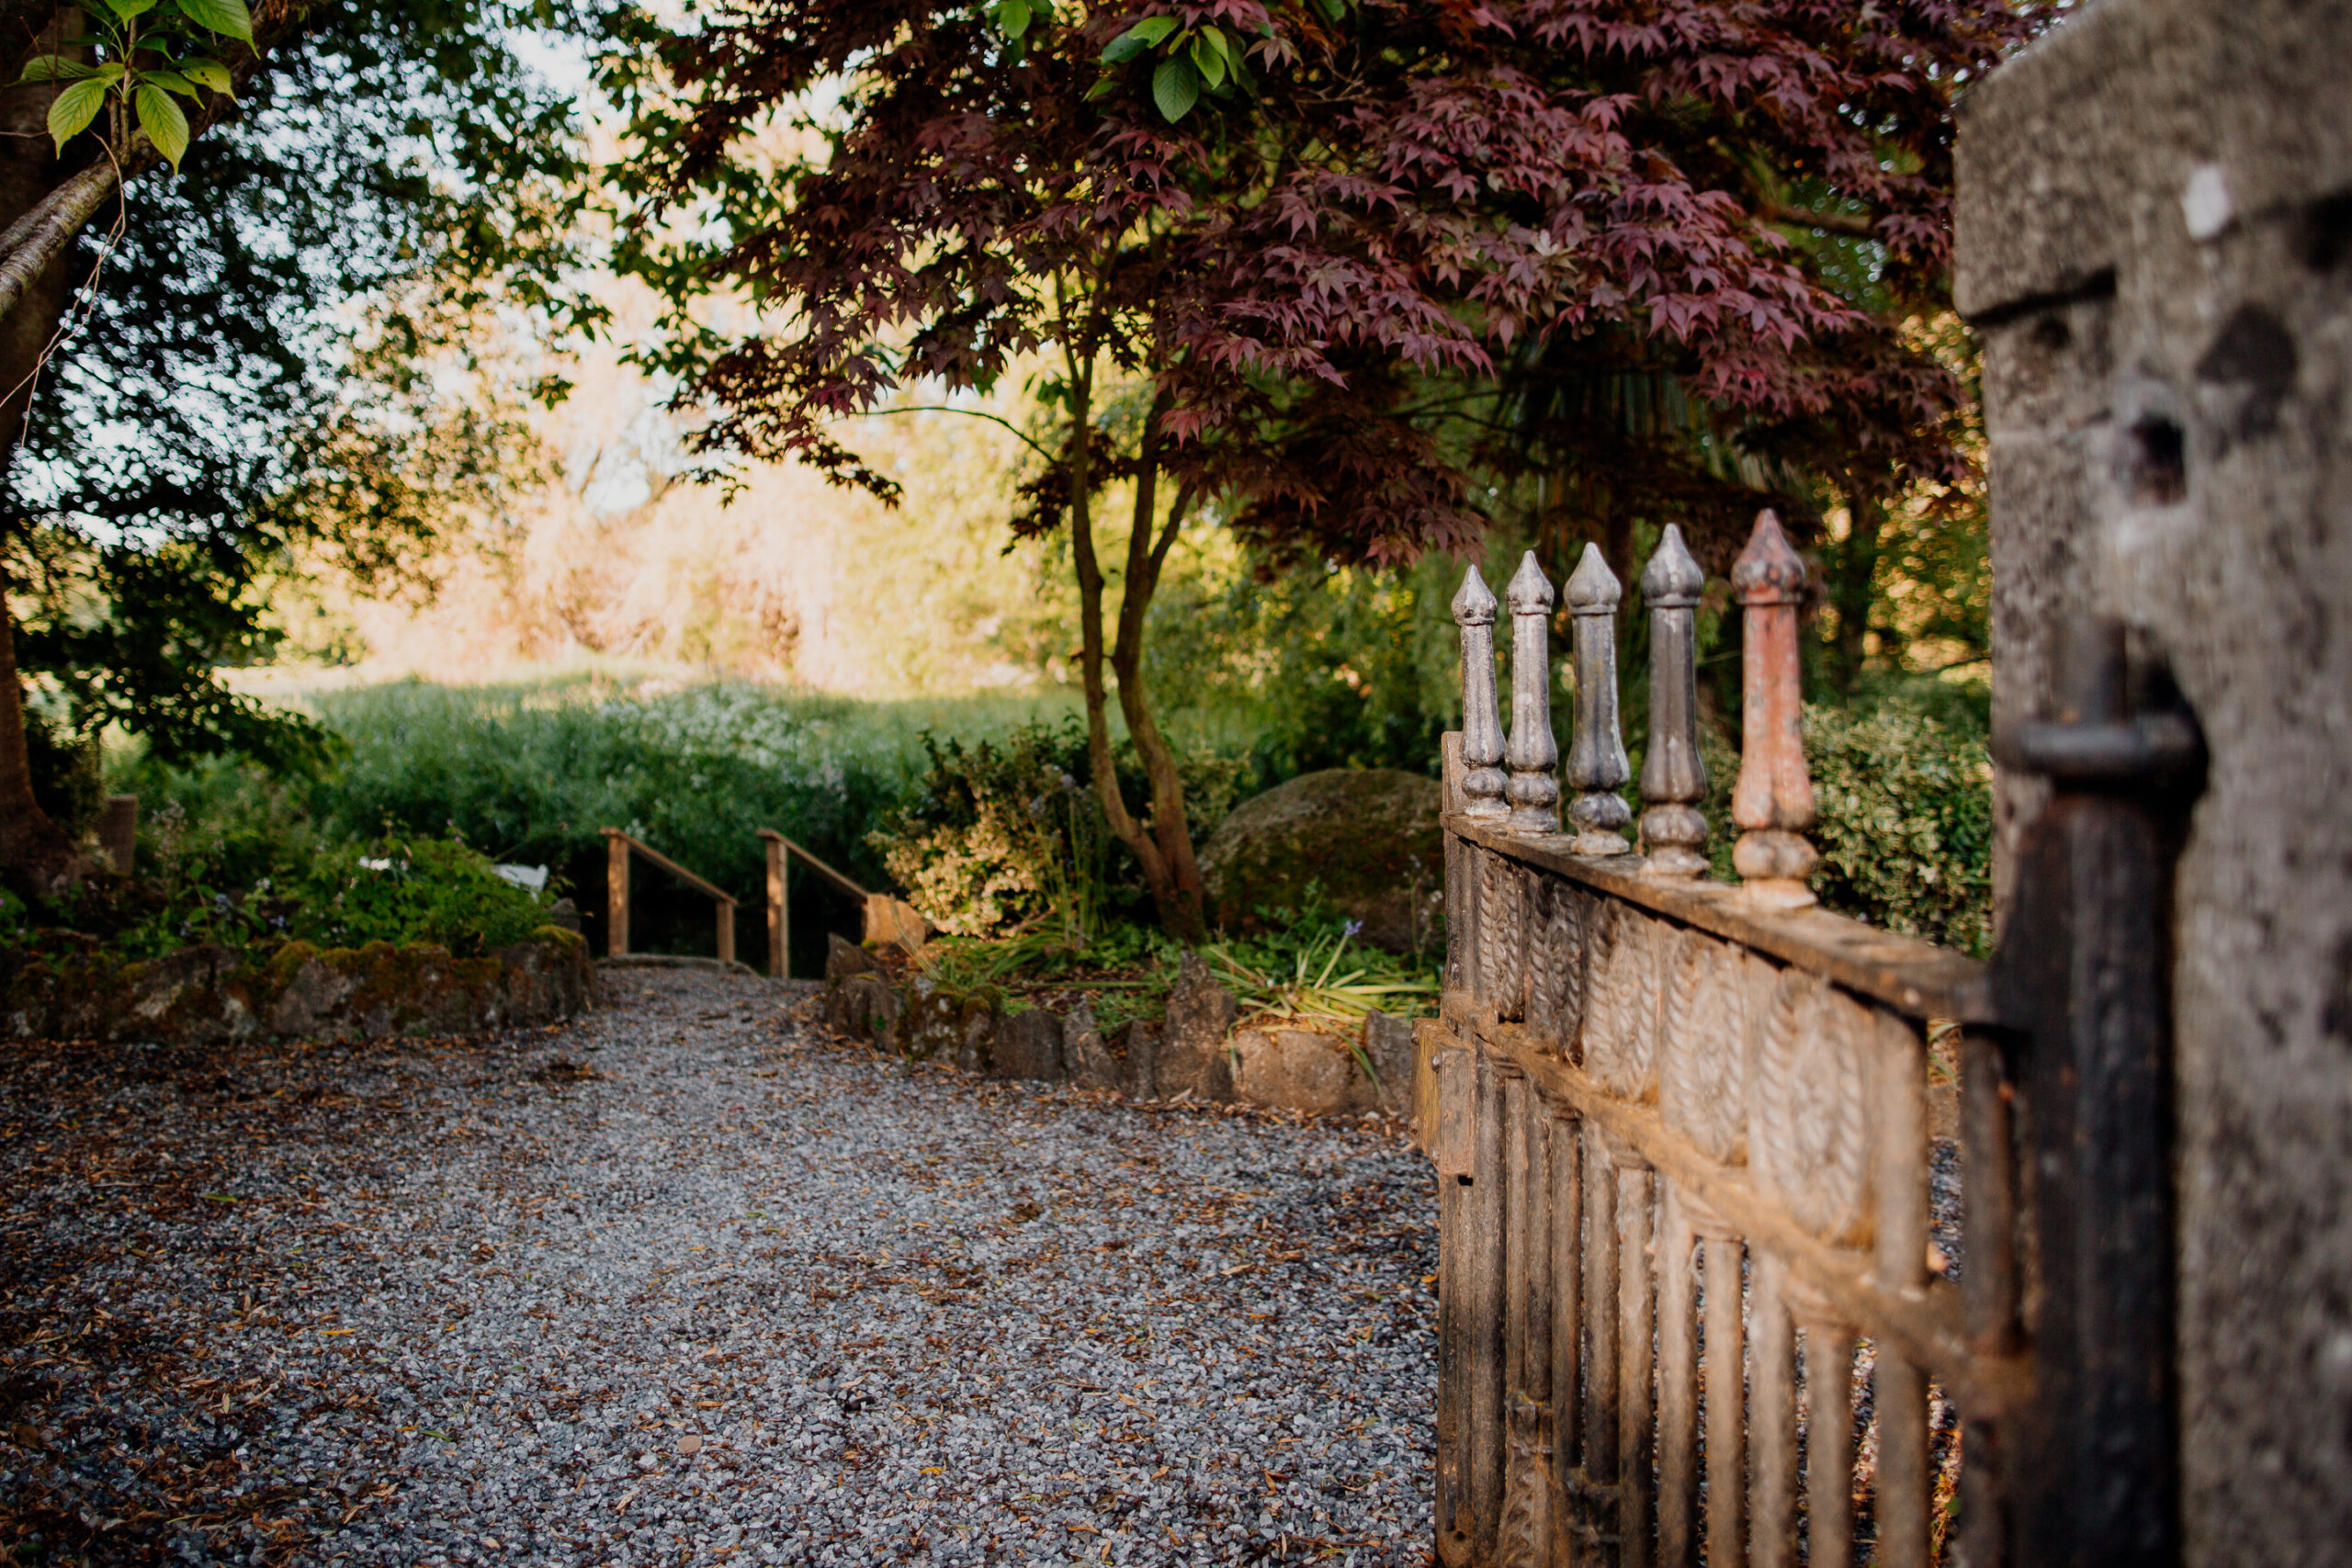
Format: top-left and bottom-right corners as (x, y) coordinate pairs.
(608, 0), (2040, 566)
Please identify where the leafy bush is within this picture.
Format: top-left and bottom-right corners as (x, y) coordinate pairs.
(286, 836), (552, 955)
(914, 890), (1439, 1038)
(870, 718), (1248, 940)
(14, 778), (548, 960)
(1801, 692), (1993, 956)
(27, 713), (104, 834)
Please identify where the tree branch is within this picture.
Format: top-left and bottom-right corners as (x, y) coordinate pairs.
(0, 154), (119, 328)
(840, 403), (1055, 463)
(1758, 199), (1877, 239)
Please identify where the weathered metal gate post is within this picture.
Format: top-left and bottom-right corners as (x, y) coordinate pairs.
(1957, 2), (2352, 1558)
(1993, 625), (2202, 1567)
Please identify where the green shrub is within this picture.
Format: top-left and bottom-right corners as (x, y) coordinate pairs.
(1800, 694), (1994, 956)
(27, 712), (103, 833)
(1641, 678), (1993, 956)
(869, 718), (1248, 940)
(286, 836), (552, 956)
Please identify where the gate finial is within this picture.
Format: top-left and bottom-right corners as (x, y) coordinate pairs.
(1505, 551), (1561, 835)
(1730, 510), (1817, 907)
(1640, 524), (1710, 875)
(1454, 563), (1509, 822)
(1564, 543), (1633, 855)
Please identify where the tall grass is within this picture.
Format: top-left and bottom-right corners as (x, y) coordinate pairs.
(122, 676), (1084, 964)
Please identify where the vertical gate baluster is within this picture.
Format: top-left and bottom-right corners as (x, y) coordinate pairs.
(1456, 566), (1509, 825)
(1640, 524), (1710, 876)
(1702, 1232), (1747, 1566)
(1730, 510), (1817, 908)
(1959, 1024), (2018, 1568)
(1565, 544), (1633, 856)
(1552, 1112), (1584, 1499)
(1442, 734), (1473, 1004)
(1803, 1314), (1858, 1568)
(1871, 1007), (1932, 1567)
(1657, 1185), (1701, 1566)
(1585, 1126), (1621, 1509)
(1500, 1071), (1556, 1565)
(1470, 1050), (1510, 1562)
(1437, 1050), (1471, 1560)
(1507, 552), (1562, 836)
(1877, 1356), (1932, 1568)
(1618, 1156), (1657, 1568)
(1749, 1252), (1798, 1568)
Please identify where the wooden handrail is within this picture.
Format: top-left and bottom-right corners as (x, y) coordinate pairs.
(601, 829), (738, 964)
(605, 829), (735, 905)
(754, 829), (926, 979)
(754, 829), (869, 901)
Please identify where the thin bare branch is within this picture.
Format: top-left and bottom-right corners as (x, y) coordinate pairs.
(840, 403), (1055, 462)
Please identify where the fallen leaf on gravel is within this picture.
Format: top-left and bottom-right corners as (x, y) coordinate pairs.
(677, 1434), (703, 1454)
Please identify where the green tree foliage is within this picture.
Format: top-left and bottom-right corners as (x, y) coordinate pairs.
(0, 0), (593, 886)
(1803, 686), (1994, 955)
(869, 720), (1247, 941)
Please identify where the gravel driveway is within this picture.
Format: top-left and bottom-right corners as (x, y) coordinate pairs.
(0, 967), (1439, 1566)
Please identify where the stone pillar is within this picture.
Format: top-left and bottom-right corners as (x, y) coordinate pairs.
(1958, 3), (2352, 1561)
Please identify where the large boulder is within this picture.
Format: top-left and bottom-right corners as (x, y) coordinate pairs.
(1198, 768), (1444, 953)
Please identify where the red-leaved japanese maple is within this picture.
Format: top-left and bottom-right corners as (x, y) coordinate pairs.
(605, 0), (2036, 937)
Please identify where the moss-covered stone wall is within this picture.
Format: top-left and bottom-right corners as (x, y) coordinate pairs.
(1, 929), (594, 1043)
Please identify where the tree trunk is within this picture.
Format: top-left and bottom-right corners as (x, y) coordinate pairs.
(0, 20), (104, 892)
(1107, 398), (1204, 942)
(1060, 357), (1193, 939)
(1824, 484), (1888, 694)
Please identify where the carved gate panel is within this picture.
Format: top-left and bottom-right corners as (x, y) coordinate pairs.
(1426, 517), (2039, 1568)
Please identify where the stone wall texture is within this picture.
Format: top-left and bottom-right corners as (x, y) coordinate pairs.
(1960, 2), (2352, 1559)
(2, 930), (594, 1044)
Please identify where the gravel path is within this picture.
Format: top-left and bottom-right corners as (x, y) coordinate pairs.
(0, 968), (1439, 1566)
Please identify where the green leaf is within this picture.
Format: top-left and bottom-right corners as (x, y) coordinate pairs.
(179, 57), (233, 94)
(45, 77), (107, 152)
(103, 0), (157, 19)
(145, 70), (199, 96)
(135, 79), (188, 167)
(174, 0), (252, 41)
(1129, 15), (1177, 45)
(1101, 29), (1150, 62)
(995, 0), (1029, 38)
(18, 54), (97, 83)
(1313, 0), (1344, 18)
(1198, 23), (1229, 63)
(1188, 33), (1224, 87)
(1150, 54), (1197, 121)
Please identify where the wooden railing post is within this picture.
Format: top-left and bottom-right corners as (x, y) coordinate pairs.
(1504, 551), (1560, 836)
(1640, 525), (1709, 875)
(604, 828), (631, 956)
(1564, 544), (1633, 856)
(1731, 510), (1817, 908)
(759, 829), (789, 978)
(1454, 565), (1509, 824)
(716, 897), (737, 966)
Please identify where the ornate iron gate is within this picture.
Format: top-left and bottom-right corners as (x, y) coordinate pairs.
(1420, 513), (2183, 1567)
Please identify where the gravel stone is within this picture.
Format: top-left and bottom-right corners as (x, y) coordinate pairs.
(0, 968), (1438, 1564)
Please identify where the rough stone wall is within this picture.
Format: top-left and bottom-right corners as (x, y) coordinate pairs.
(0, 931), (594, 1044)
(1958, 3), (2352, 1560)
